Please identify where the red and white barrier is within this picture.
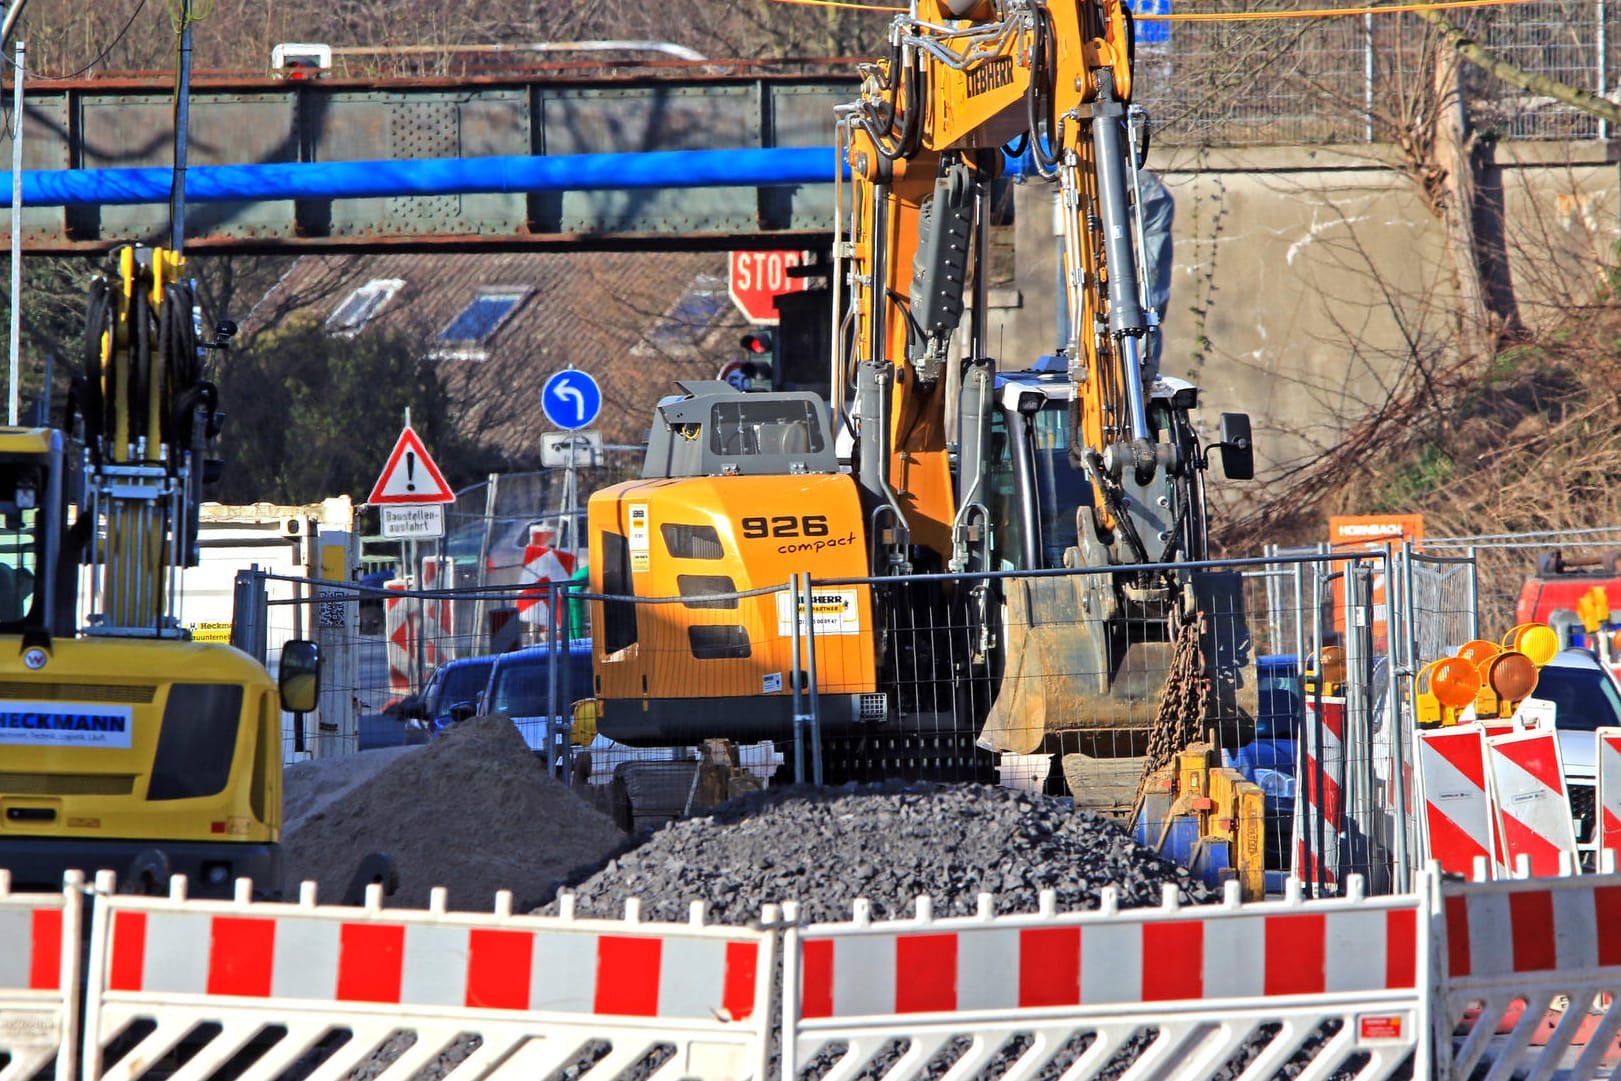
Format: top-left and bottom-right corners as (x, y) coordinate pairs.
(1416, 725), (1499, 878)
(0, 871), (82, 1081)
(1293, 695), (1346, 890)
(516, 537), (577, 628)
(1437, 867), (1621, 1081)
(785, 880), (1425, 1081)
(419, 556), (455, 665)
(383, 578), (415, 705)
(1487, 725), (1579, 878)
(1598, 727), (1621, 862)
(83, 874), (774, 1081)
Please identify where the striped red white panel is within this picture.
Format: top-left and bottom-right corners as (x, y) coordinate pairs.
(1442, 878), (1621, 980)
(104, 910), (758, 1020)
(0, 902), (64, 993)
(1486, 727), (1577, 878)
(1294, 696), (1346, 887)
(1417, 725), (1497, 878)
(798, 905), (1418, 1019)
(418, 559), (453, 667)
(1599, 728), (1621, 861)
(384, 580), (414, 699)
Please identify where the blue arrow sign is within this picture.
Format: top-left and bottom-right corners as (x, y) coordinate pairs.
(542, 369), (603, 431)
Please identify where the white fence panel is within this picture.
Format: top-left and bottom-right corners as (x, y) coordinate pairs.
(82, 873), (774, 1081)
(0, 870), (82, 1081)
(783, 877), (1427, 1081)
(1437, 867), (1621, 1081)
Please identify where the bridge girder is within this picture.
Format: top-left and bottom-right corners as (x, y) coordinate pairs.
(1, 72), (856, 253)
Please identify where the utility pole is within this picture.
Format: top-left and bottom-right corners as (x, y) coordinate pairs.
(8, 39), (22, 426)
(169, 0), (192, 253)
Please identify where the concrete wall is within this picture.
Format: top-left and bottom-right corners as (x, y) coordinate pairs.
(1004, 141), (1621, 484)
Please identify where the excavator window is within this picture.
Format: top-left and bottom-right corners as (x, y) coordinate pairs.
(1028, 405), (1092, 569)
(708, 399), (823, 457)
(0, 464), (43, 625)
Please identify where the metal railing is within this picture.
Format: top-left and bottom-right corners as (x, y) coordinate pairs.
(1137, 0), (1618, 145)
(236, 536), (1618, 896)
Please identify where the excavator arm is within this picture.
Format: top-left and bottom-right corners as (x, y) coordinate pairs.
(841, 0), (1161, 574)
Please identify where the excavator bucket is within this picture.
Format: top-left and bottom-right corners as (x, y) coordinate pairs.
(979, 573), (1169, 755)
(978, 571), (1253, 756)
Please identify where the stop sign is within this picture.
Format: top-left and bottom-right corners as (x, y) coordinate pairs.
(728, 250), (815, 325)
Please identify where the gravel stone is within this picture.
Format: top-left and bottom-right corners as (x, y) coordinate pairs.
(541, 779), (1216, 923)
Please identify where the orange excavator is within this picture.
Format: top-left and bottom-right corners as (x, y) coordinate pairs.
(587, 0), (1253, 804)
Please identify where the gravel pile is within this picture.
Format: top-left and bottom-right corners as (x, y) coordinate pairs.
(281, 714), (626, 910)
(543, 779), (1216, 924)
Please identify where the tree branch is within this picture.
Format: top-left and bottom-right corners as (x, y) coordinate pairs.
(1417, 8), (1621, 126)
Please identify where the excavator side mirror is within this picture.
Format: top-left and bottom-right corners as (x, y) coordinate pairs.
(279, 638), (322, 714)
(1217, 412), (1254, 480)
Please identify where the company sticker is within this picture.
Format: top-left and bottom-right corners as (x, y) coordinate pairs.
(628, 504), (650, 572)
(763, 672), (783, 693)
(1356, 1014), (1406, 1042)
(776, 589), (860, 636)
(0, 701), (135, 749)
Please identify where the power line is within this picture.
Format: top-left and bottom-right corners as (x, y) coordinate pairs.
(3, 0), (149, 81)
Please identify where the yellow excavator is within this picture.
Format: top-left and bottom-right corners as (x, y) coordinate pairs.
(0, 246), (320, 897)
(587, 0), (1254, 803)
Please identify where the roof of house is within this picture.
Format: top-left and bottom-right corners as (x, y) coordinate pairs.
(245, 249), (753, 463)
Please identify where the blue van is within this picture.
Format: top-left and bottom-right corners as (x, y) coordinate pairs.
(402, 654), (499, 730)
(461, 641), (595, 765)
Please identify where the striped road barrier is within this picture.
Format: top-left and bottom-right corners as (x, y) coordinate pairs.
(1598, 727), (1621, 863)
(83, 873), (773, 1081)
(0, 870), (82, 1081)
(783, 876), (1426, 1081)
(1486, 725), (1579, 879)
(1294, 696), (1347, 892)
(1438, 863), (1621, 1081)
(1416, 725), (1499, 878)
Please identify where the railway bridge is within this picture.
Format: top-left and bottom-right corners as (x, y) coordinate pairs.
(0, 69), (857, 253)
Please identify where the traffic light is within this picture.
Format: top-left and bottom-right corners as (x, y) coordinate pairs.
(740, 331), (774, 356)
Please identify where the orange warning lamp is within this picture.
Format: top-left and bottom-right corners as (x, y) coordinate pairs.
(1578, 587), (1612, 633)
(1475, 649), (1538, 720)
(1504, 623), (1559, 667)
(1455, 639), (1502, 668)
(1415, 656), (1479, 727)
(1304, 645), (1346, 695)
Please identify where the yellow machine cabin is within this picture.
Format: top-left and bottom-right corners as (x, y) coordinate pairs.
(589, 382), (881, 745)
(0, 247), (318, 897)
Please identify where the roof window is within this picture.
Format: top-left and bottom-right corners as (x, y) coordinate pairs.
(439, 290), (527, 345)
(326, 278), (403, 336)
(430, 288), (530, 361)
(639, 273), (730, 354)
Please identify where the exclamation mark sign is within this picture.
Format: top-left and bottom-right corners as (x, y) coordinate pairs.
(405, 451), (417, 491)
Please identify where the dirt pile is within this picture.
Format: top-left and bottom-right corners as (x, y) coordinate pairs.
(281, 714), (625, 910)
(542, 780), (1216, 925)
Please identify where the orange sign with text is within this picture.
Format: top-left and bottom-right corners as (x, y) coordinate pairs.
(1327, 514), (1423, 650)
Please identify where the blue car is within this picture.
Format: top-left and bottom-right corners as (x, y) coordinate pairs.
(398, 654), (499, 736)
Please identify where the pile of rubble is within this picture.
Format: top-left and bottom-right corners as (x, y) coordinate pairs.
(285, 722), (1211, 921)
(280, 714), (625, 910)
(543, 778), (1214, 923)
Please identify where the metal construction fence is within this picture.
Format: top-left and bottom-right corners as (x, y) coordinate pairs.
(230, 541), (1513, 894)
(1136, 0), (1618, 145)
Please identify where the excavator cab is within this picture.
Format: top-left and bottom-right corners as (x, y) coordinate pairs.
(0, 428), (71, 636)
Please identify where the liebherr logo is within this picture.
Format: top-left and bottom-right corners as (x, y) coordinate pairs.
(966, 56), (1014, 97)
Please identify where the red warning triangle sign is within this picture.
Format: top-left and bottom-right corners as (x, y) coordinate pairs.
(368, 426), (455, 504)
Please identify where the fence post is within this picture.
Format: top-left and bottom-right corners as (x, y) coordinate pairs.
(802, 572), (824, 786)
(789, 576), (807, 784)
(1345, 559), (1380, 890)
(230, 565), (268, 664)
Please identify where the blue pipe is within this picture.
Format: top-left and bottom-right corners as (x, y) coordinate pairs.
(2, 146), (1033, 208)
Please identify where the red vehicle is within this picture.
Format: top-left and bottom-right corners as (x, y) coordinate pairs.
(1510, 554), (1621, 664)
